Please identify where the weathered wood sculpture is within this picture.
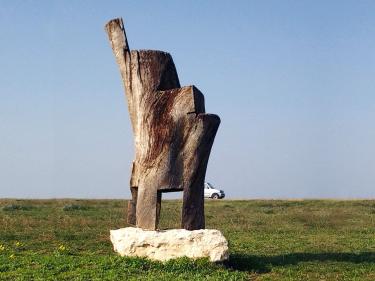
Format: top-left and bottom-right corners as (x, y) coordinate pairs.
(105, 18), (220, 231)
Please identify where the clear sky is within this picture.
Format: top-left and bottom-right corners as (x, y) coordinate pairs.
(1, 1), (375, 199)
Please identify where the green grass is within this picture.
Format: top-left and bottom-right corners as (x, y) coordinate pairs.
(1, 199), (375, 280)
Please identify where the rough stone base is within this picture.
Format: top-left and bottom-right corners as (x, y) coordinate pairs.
(110, 227), (229, 262)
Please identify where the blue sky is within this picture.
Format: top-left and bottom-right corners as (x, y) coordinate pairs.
(1, 1), (375, 198)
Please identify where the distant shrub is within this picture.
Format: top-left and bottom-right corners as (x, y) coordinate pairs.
(62, 204), (90, 211)
(223, 204), (234, 209)
(2, 204), (33, 211)
(262, 207), (275, 214)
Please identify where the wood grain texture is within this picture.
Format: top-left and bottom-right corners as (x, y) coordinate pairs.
(105, 18), (220, 230)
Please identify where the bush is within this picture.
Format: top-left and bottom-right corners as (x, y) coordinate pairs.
(2, 204), (33, 211)
(62, 204), (90, 211)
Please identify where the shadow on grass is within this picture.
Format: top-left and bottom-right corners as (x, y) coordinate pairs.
(226, 252), (375, 273)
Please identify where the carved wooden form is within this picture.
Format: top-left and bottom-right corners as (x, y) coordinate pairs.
(105, 18), (220, 230)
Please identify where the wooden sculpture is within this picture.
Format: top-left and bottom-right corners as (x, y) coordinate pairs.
(105, 18), (220, 230)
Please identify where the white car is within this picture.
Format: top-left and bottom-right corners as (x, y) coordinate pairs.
(204, 182), (225, 199)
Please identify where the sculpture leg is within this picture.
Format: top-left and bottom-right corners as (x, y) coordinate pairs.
(136, 180), (159, 230)
(127, 187), (137, 225)
(181, 114), (220, 230)
(182, 180), (205, 230)
(156, 191), (162, 229)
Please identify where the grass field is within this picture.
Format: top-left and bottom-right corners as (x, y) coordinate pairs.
(1, 199), (375, 280)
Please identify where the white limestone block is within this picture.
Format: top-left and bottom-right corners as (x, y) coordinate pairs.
(110, 227), (229, 262)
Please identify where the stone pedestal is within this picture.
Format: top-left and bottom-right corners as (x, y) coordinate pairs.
(110, 227), (229, 262)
